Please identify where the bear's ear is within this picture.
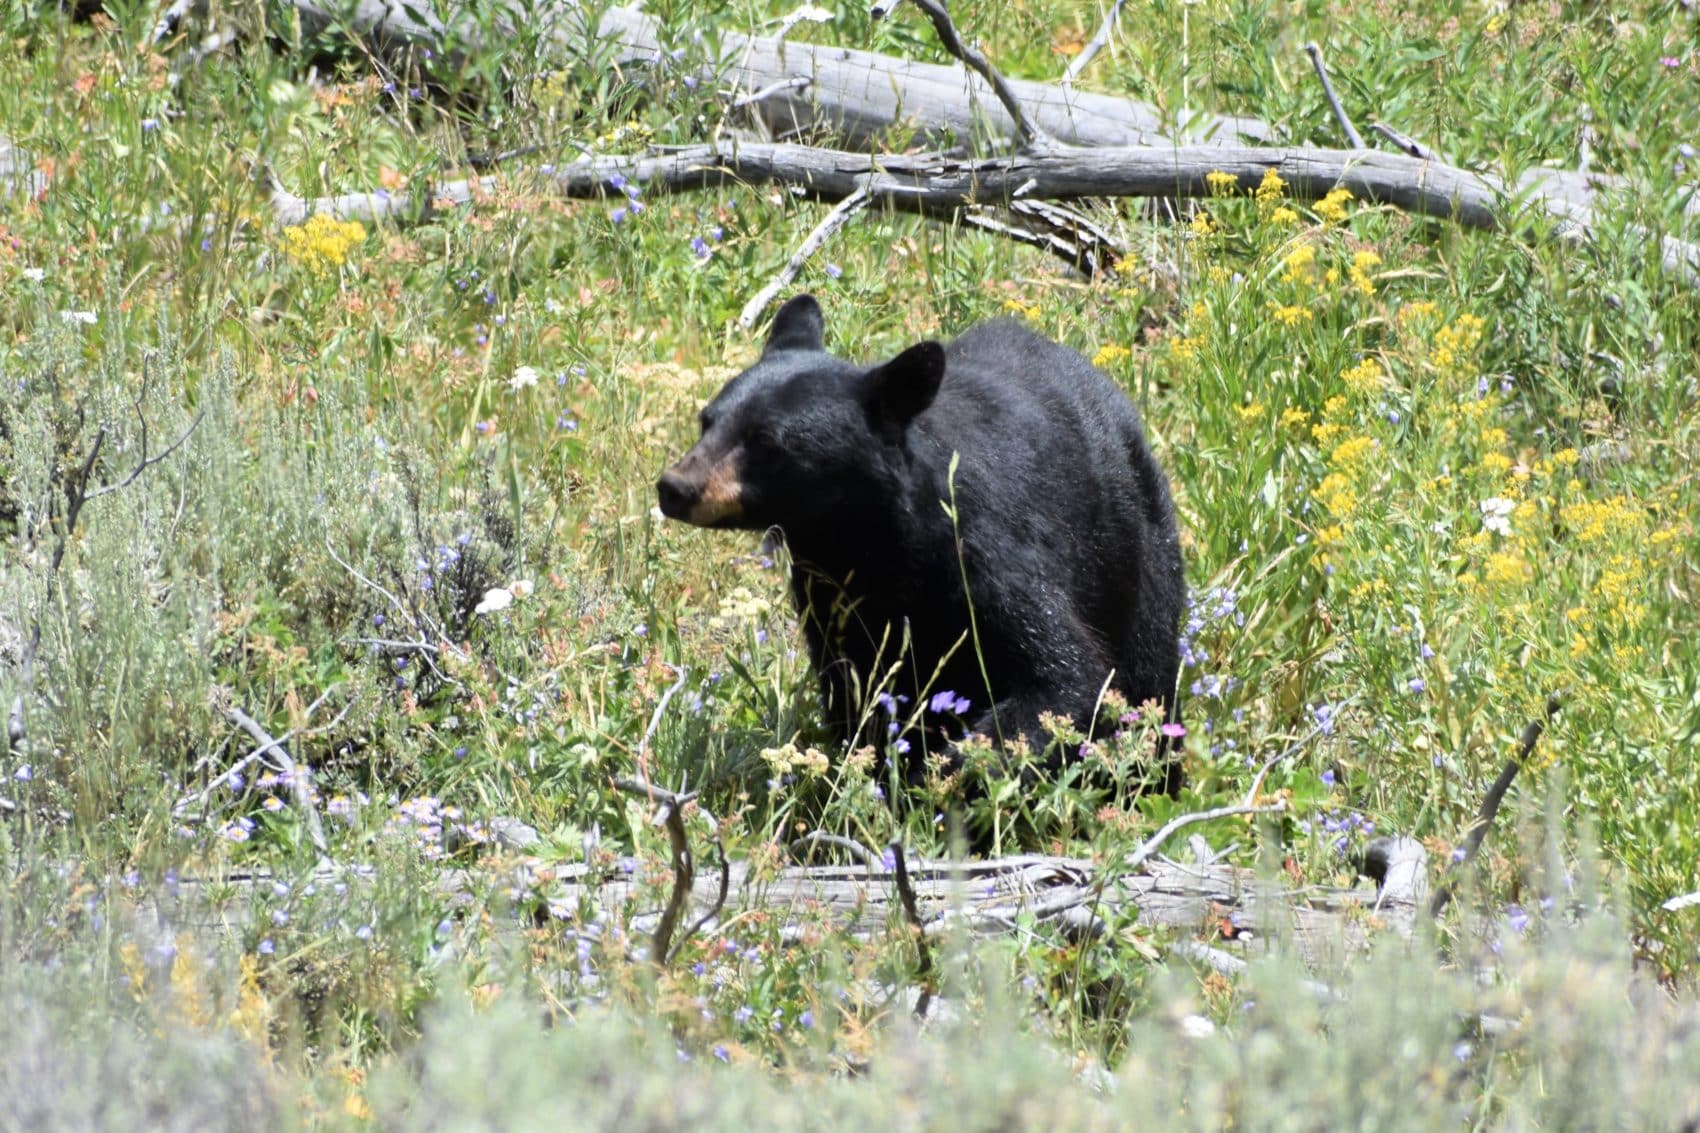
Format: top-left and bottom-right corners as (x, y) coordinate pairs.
(862, 341), (945, 426)
(764, 294), (825, 356)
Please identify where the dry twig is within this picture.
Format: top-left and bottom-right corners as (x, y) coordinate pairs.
(739, 184), (872, 327)
(888, 839), (936, 1018)
(220, 701), (331, 855)
(1063, 0), (1127, 85)
(613, 778), (698, 965)
(1370, 122), (1444, 163)
(1303, 42), (1365, 150)
(883, 0), (1052, 150)
(1429, 694), (1562, 917)
(790, 831), (879, 867)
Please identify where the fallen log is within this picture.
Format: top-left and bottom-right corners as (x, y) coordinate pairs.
(139, 848), (1422, 973)
(275, 1), (1271, 149)
(264, 141), (1700, 287)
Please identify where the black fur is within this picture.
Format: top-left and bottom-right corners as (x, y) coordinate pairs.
(659, 295), (1184, 774)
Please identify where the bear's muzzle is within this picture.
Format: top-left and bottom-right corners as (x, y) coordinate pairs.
(657, 448), (745, 527)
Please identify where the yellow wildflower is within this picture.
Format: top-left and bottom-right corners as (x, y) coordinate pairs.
(279, 213), (367, 275)
(1190, 210), (1217, 235)
(1236, 401), (1266, 421)
(1256, 168), (1287, 201)
(1314, 471), (1358, 517)
(1478, 452), (1513, 477)
(1483, 551), (1532, 587)
(1431, 314), (1487, 369)
(1341, 357), (1385, 395)
(1349, 249), (1381, 295)
(1280, 242), (1317, 285)
(1092, 343), (1133, 369)
(1330, 435), (1375, 467)
(1270, 303), (1313, 326)
(1280, 407), (1311, 429)
(1169, 334), (1203, 361)
(1206, 170), (1239, 195)
(1316, 186), (1353, 223)
(1270, 206), (1299, 224)
(1559, 495), (1640, 542)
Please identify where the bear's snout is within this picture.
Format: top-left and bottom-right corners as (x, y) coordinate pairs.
(657, 449), (746, 527)
(656, 469), (697, 520)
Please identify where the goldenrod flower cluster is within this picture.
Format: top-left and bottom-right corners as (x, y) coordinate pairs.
(1091, 343), (1133, 370)
(280, 213), (367, 275)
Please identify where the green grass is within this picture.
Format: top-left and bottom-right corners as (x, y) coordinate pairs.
(0, 0), (1697, 1122)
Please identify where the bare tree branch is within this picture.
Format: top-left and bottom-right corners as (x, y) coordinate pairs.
(268, 143), (1700, 288)
(887, 0), (1052, 150)
(86, 410), (205, 501)
(676, 800), (732, 962)
(634, 667), (690, 784)
(177, 687), (354, 822)
(613, 778), (698, 966)
(219, 700), (330, 855)
(1371, 122), (1444, 163)
(1063, 0), (1127, 85)
(739, 183), (871, 328)
(1429, 694), (1562, 917)
(1125, 801), (1287, 874)
(790, 831), (879, 867)
(888, 840), (935, 1019)
(1303, 42), (1365, 150)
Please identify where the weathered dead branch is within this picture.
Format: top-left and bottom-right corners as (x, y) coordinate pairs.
(218, 700), (330, 855)
(1430, 694), (1562, 916)
(150, 846), (1426, 973)
(263, 140), (1700, 287)
(613, 777), (699, 966)
(266, 2), (1270, 150)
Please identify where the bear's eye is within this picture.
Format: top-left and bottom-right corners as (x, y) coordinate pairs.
(743, 425), (780, 452)
(698, 409), (716, 434)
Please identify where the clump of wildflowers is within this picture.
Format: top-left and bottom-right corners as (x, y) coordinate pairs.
(1091, 343), (1132, 370)
(279, 213), (367, 274)
(1315, 186), (1353, 223)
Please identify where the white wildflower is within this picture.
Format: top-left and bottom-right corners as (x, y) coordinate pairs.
(509, 365), (540, 391)
(474, 587), (514, 614)
(1480, 497), (1515, 536)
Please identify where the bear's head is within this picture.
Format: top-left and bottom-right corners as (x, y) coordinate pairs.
(656, 294), (946, 532)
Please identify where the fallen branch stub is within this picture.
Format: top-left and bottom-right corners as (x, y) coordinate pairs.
(1430, 694), (1562, 917)
(612, 777), (698, 966)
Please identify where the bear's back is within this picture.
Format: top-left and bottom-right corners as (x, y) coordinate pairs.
(916, 317), (1183, 714)
(921, 319), (1160, 513)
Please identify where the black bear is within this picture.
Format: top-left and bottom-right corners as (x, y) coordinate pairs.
(657, 295), (1184, 778)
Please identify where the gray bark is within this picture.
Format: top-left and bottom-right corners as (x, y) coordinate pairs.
(265, 140), (1700, 286)
(144, 850), (1423, 970)
(277, 2), (1271, 150)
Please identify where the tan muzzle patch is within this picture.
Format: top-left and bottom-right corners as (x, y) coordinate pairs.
(688, 453), (744, 526)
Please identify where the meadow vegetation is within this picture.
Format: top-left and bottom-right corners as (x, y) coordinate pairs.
(0, 0), (1697, 1125)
